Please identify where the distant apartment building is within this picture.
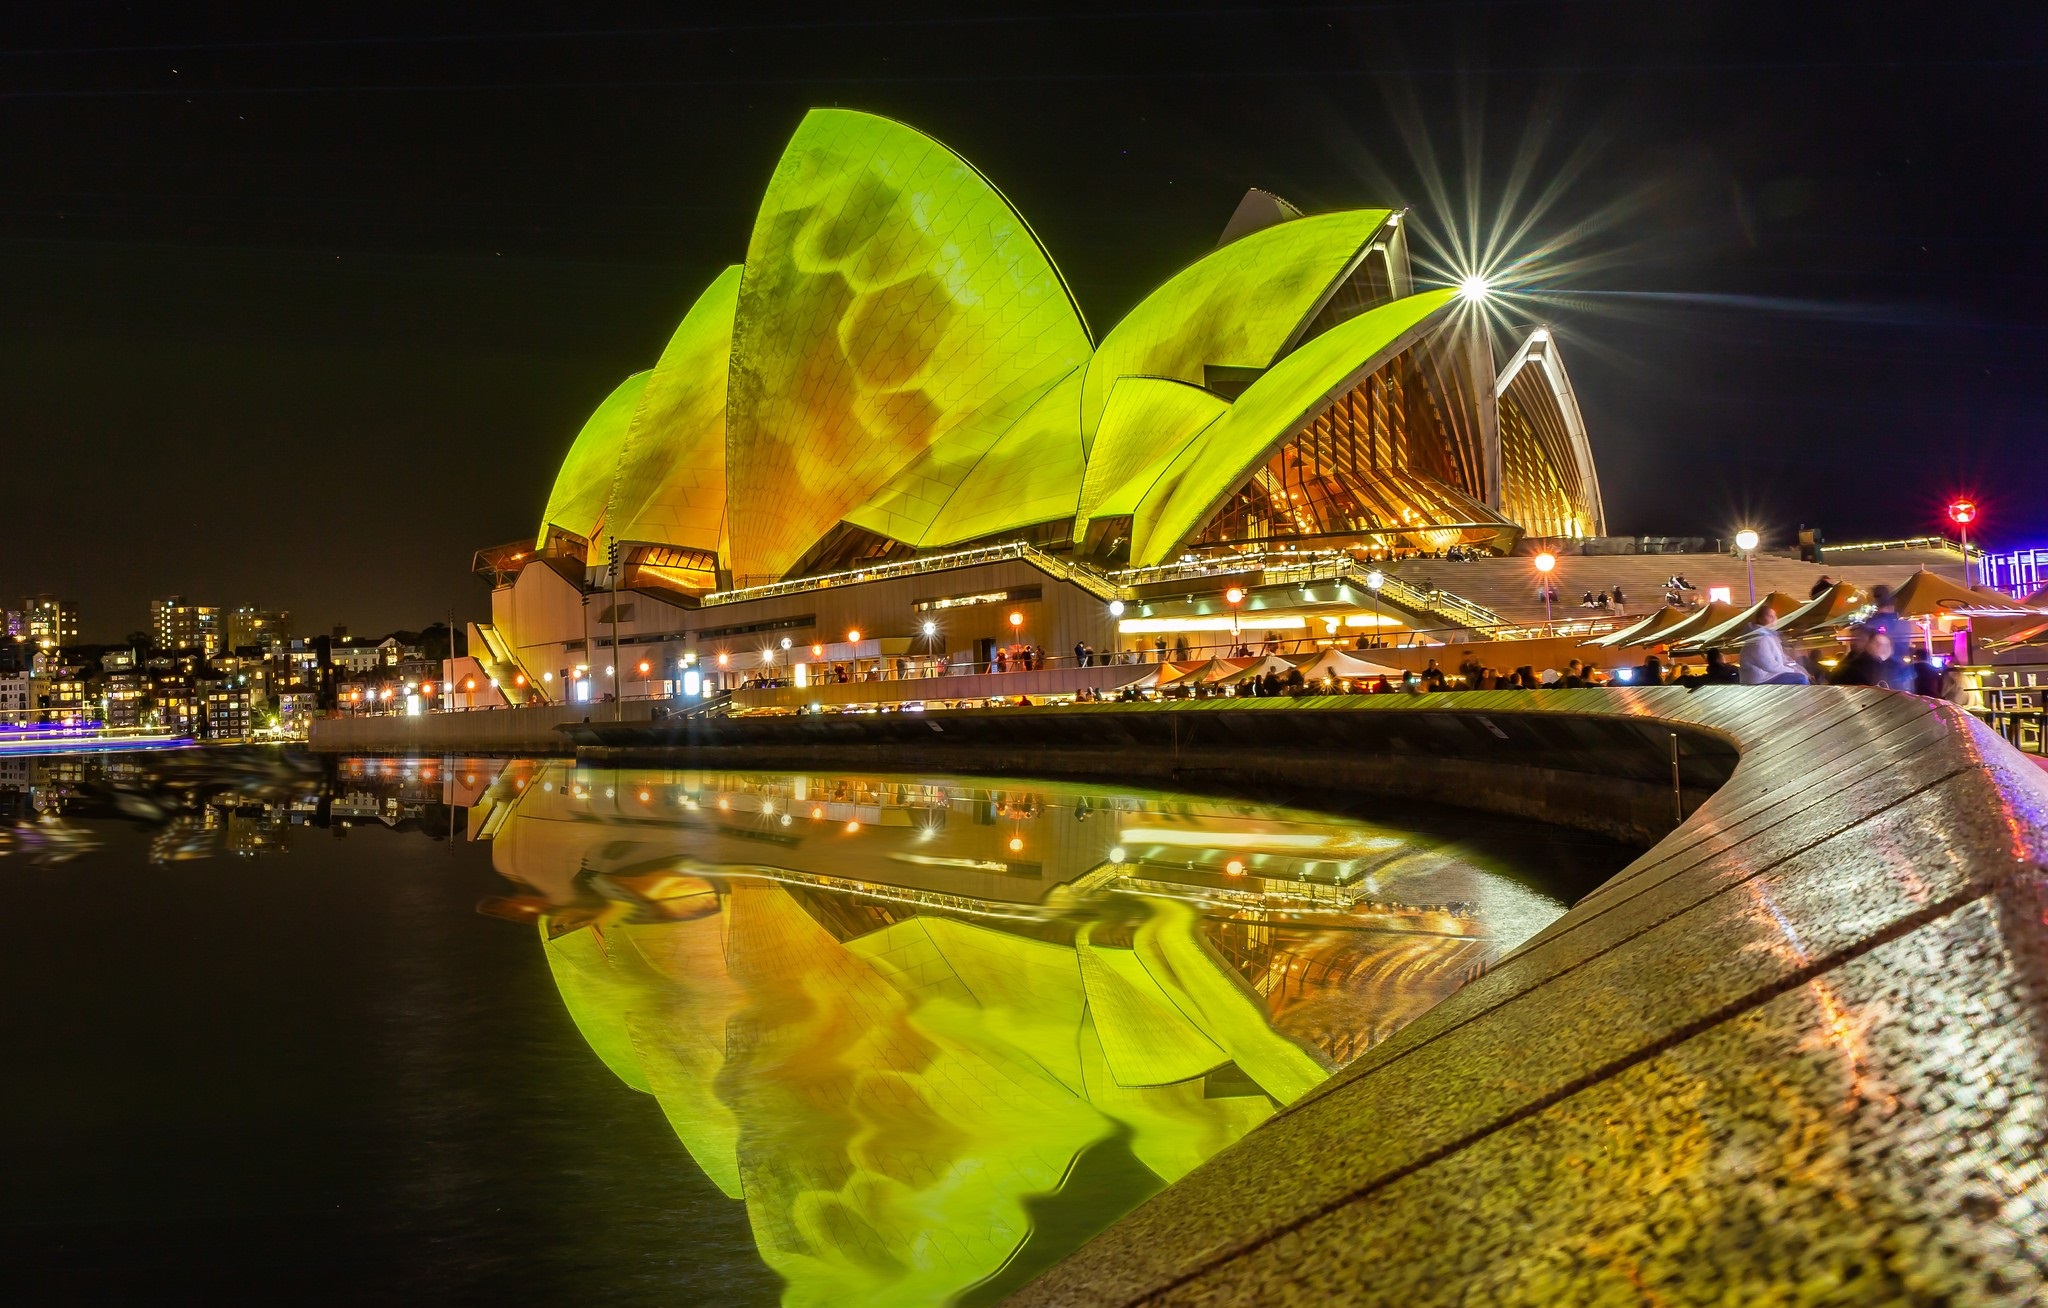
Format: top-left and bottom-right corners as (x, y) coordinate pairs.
(105, 670), (146, 728)
(330, 636), (401, 674)
(271, 638), (320, 693)
(31, 659), (89, 722)
(0, 672), (31, 720)
(227, 606), (291, 651)
(276, 690), (320, 729)
(150, 673), (200, 735)
(152, 597), (223, 655)
(200, 677), (252, 740)
(2, 609), (23, 640)
(22, 595), (78, 649)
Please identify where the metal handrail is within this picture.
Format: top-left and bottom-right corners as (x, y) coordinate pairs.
(1111, 550), (1507, 633)
(702, 540), (1128, 607)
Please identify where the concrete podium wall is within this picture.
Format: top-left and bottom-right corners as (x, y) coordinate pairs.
(308, 700), (660, 753)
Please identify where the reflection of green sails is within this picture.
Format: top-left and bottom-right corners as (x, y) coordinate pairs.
(542, 883), (1324, 1307)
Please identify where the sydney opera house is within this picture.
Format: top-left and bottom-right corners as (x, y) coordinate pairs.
(469, 109), (1603, 707)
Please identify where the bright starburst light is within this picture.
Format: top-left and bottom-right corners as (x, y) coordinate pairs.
(1348, 82), (1660, 362)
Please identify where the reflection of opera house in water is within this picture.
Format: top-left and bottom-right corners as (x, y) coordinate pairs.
(462, 108), (1605, 710)
(471, 762), (1565, 1305)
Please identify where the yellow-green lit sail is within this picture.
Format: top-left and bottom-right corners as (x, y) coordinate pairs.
(722, 108), (1092, 581)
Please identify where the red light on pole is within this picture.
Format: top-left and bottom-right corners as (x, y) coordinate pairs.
(1948, 499), (1978, 581)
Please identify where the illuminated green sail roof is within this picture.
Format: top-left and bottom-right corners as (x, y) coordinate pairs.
(598, 264), (740, 560)
(722, 109), (1092, 581)
(1080, 209), (1391, 456)
(537, 265), (740, 559)
(532, 110), (1596, 584)
(1129, 288), (1459, 564)
(840, 368), (1074, 549)
(538, 369), (650, 547)
(1074, 377), (1230, 538)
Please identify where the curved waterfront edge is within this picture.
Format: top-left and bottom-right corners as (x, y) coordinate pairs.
(311, 685), (2048, 1300)
(987, 686), (2048, 1305)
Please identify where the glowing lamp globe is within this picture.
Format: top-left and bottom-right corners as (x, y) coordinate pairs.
(1948, 499), (1977, 527)
(846, 629), (861, 644)
(1365, 570), (1385, 591)
(921, 620), (937, 638)
(1224, 587), (1246, 605)
(1735, 529), (1760, 552)
(1008, 612), (1023, 628)
(1457, 275), (1490, 301)
(1534, 552), (1556, 574)
(1108, 599), (1125, 617)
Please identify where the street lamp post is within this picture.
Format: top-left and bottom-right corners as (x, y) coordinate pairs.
(1224, 587), (1245, 655)
(1534, 553), (1556, 630)
(1365, 570), (1384, 647)
(1948, 499), (1978, 584)
(1734, 529), (1761, 603)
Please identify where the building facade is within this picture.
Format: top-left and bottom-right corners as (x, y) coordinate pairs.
(153, 597), (223, 656)
(226, 606), (291, 651)
(22, 595), (78, 650)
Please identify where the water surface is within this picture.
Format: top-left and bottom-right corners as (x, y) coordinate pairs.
(1, 750), (1630, 1305)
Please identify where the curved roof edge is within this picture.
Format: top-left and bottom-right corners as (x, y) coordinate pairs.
(1082, 208), (1392, 453)
(1497, 327), (1606, 536)
(537, 368), (652, 549)
(806, 108), (1093, 346)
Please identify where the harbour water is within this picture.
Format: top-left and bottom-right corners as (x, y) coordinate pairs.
(3, 749), (1632, 1305)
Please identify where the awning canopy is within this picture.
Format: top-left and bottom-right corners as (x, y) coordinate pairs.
(1214, 654), (1301, 686)
(1888, 568), (2039, 620)
(1582, 604), (1692, 649)
(1295, 649), (1403, 681)
(1154, 657), (1245, 689)
(1621, 600), (1744, 650)
(1775, 580), (1870, 637)
(1673, 591), (1805, 651)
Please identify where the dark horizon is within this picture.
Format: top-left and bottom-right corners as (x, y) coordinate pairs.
(6, 2), (2043, 641)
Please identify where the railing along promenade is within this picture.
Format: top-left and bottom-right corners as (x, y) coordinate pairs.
(549, 686), (2048, 1304)
(704, 542), (1515, 635)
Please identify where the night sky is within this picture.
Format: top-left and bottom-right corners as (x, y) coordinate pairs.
(6, 3), (2044, 641)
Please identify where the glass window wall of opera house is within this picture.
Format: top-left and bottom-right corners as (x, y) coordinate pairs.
(461, 109), (1604, 713)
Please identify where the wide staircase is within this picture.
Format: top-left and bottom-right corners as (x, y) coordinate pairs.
(471, 622), (544, 706)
